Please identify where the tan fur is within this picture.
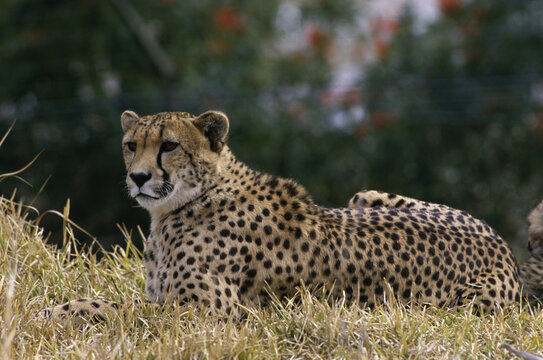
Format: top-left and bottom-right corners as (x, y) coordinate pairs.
(44, 111), (527, 322)
(350, 190), (543, 302)
(520, 200), (543, 300)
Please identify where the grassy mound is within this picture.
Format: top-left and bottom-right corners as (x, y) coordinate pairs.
(1, 195), (543, 359)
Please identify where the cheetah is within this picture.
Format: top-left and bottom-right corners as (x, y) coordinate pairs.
(349, 189), (543, 302)
(44, 110), (531, 321)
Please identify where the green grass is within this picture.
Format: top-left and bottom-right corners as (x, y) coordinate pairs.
(1, 195), (543, 359)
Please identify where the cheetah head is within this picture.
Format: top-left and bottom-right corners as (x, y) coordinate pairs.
(120, 110), (229, 216)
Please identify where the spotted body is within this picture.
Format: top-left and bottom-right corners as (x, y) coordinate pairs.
(45, 110), (536, 321)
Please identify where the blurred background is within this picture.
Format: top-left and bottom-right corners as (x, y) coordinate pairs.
(0, 0), (542, 259)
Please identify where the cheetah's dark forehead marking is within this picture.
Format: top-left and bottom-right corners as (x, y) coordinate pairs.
(137, 112), (196, 128)
(136, 112), (197, 140)
(128, 112), (195, 142)
(174, 112), (196, 120)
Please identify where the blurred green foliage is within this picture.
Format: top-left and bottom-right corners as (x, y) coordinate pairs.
(363, 0), (543, 257)
(0, 0), (542, 258)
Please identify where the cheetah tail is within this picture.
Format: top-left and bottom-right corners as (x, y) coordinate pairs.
(519, 199), (543, 301)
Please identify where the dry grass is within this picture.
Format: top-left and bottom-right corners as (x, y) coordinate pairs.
(1, 196), (543, 359)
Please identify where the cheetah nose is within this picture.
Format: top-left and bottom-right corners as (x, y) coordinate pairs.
(130, 172), (152, 187)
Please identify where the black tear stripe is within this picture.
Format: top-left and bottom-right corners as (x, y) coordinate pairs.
(157, 152), (170, 183)
(155, 122), (168, 180)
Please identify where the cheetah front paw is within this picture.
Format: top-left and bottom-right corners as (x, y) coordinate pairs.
(41, 298), (120, 325)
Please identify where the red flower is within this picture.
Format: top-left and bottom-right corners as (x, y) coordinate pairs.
(214, 7), (245, 32)
(375, 39), (389, 59)
(374, 18), (398, 34)
(439, 0), (461, 14)
(305, 25), (331, 54)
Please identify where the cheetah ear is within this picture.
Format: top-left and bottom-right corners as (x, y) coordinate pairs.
(121, 110), (139, 133)
(193, 111), (229, 153)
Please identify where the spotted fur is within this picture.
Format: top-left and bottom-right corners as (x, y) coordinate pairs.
(349, 189), (543, 302)
(44, 110), (530, 321)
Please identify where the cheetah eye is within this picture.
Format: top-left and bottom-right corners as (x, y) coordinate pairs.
(125, 142), (137, 152)
(160, 141), (178, 152)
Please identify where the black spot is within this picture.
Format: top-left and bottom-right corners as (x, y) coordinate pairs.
(285, 183), (298, 196)
(199, 283), (209, 291)
(371, 199), (384, 207)
(220, 229), (230, 237)
(247, 269), (257, 278)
